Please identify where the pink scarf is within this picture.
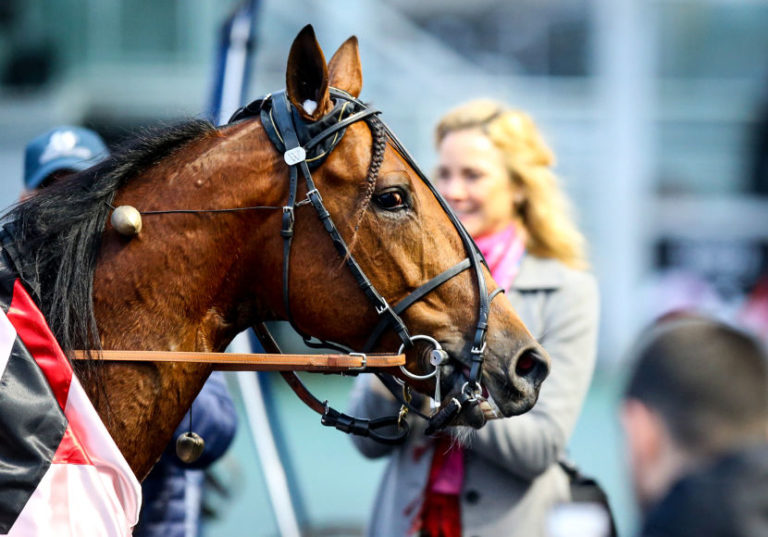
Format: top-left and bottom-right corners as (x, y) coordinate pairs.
(418, 223), (526, 534)
(474, 223), (526, 290)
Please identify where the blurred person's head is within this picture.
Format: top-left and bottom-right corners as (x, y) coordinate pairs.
(621, 315), (768, 512)
(24, 126), (108, 192)
(434, 99), (586, 269)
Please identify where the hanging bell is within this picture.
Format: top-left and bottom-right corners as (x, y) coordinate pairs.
(176, 431), (205, 463)
(111, 205), (143, 236)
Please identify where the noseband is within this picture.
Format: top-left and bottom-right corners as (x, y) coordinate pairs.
(230, 89), (504, 427)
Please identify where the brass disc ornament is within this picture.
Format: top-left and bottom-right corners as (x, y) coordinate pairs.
(111, 205), (143, 236)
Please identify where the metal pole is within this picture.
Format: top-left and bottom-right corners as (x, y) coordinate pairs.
(206, 0), (259, 125)
(593, 0), (656, 363)
(231, 335), (302, 537)
(207, 2), (302, 534)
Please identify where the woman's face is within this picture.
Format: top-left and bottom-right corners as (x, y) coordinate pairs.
(435, 128), (517, 238)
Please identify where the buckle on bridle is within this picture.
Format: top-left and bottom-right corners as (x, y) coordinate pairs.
(349, 352), (367, 371)
(306, 188), (322, 203)
(470, 342), (486, 356)
(281, 205), (295, 237)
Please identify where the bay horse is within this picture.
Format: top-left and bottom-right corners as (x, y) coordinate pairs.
(5, 26), (549, 481)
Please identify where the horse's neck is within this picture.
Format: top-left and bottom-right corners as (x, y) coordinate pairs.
(87, 120), (280, 479)
(81, 362), (213, 480)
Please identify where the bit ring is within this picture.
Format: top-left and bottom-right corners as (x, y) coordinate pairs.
(398, 335), (444, 380)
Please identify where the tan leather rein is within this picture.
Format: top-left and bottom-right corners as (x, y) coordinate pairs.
(71, 349), (404, 372)
(72, 322), (411, 444)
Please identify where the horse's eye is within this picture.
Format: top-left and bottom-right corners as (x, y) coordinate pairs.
(374, 189), (408, 211)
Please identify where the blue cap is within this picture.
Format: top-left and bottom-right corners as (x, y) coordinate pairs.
(24, 126), (108, 189)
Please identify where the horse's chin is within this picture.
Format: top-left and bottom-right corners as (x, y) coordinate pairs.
(454, 399), (488, 429)
(482, 368), (541, 417)
(437, 365), (539, 429)
(437, 372), (493, 429)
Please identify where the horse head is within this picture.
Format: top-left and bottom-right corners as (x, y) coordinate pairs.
(237, 26), (550, 427)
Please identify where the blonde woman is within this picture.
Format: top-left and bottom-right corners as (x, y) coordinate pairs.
(348, 100), (600, 537)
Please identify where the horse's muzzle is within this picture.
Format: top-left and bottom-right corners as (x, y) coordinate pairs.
(490, 344), (550, 417)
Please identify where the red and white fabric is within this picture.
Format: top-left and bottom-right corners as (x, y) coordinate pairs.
(0, 279), (140, 536)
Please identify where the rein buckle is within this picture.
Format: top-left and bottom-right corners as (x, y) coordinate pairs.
(349, 352), (367, 371)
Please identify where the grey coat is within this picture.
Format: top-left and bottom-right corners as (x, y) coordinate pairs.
(348, 255), (599, 537)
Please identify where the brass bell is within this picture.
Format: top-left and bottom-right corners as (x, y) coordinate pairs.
(176, 432), (205, 463)
(111, 205), (142, 236)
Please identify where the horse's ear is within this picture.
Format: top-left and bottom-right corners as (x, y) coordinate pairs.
(328, 36), (363, 98)
(286, 24), (331, 121)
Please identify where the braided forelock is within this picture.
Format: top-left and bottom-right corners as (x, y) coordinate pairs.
(352, 116), (386, 235)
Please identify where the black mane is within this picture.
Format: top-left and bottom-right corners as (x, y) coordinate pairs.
(4, 119), (216, 354)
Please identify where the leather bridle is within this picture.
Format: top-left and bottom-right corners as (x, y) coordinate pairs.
(229, 88), (505, 434)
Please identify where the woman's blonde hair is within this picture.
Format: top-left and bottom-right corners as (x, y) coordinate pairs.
(435, 99), (588, 270)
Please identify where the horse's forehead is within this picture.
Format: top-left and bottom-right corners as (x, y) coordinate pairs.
(320, 122), (373, 180)
(380, 144), (414, 175)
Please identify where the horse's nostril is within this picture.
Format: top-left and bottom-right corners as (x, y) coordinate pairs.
(515, 350), (537, 376)
(513, 348), (549, 387)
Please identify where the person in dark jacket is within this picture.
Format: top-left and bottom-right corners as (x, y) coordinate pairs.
(621, 315), (768, 537)
(24, 126), (238, 537)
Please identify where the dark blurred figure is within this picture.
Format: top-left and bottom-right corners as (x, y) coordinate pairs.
(622, 315), (768, 537)
(135, 376), (236, 537)
(24, 126), (238, 537)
